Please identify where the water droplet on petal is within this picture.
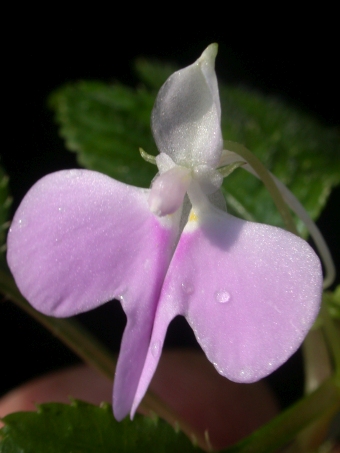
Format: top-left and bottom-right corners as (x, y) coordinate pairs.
(267, 361), (274, 369)
(181, 282), (194, 295)
(239, 367), (253, 380)
(151, 340), (161, 358)
(215, 290), (231, 303)
(117, 293), (127, 308)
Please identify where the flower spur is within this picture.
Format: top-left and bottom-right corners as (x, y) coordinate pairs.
(7, 44), (323, 420)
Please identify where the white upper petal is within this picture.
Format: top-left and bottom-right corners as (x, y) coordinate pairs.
(151, 44), (223, 169)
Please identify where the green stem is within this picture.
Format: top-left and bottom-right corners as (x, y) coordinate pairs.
(223, 377), (340, 453)
(139, 147), (157, 165)
(218, 161), (246, 179)
(224, 141), (298, 236)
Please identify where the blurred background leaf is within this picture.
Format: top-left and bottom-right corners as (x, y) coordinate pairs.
(49, 59), (340, 237)
(220, 86), (340, 235)
(49, 82), (157, 188)
(323, 285), (340, 320)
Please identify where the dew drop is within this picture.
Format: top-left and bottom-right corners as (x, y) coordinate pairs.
(181, 282), (194, 295)
(239, 367), (253, 380)
(151, 340), (161, 359)
(117, 294), (127, 308)
(17, 218), (28, 229)
(215, 290), (231, 303)
(267, 361), (274, 369)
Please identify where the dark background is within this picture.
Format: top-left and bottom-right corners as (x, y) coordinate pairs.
(1, 14), (339, 410)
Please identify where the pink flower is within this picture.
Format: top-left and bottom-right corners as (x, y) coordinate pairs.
(7, 44), (322, 420)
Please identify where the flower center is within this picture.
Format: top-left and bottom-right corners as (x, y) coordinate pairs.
(148, 155), (223, 217)
(148, 166), (191, 216)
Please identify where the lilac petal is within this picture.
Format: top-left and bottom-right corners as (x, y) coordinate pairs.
(113, 301), (162, 420)
(132, 205), (322, 415)
(131, 281), (179, 417)
(7, 169), (179, 419)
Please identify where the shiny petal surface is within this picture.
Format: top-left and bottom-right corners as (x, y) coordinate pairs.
(132, 204), (322, 415)
(152, 44), (223, 168)
(148, 166), (191, 216)
(7, 169), (179, 419)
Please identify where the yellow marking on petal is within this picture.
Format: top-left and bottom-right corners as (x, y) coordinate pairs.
(189, 210), (198, 222)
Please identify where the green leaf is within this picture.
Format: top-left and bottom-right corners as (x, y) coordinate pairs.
(323, 286), (340, 320)
(0, 163), (11, 258)
(49, 81), (158, 189)
(49, 61), (340, 233)
(0, 400), (199, 453)
(219, 87), (340, 234)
